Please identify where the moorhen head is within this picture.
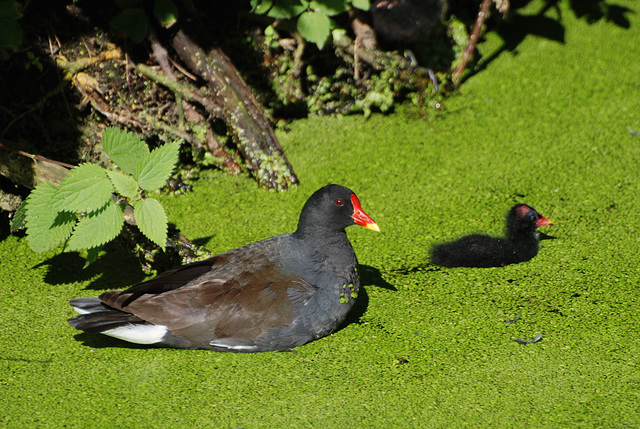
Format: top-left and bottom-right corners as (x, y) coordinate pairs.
(371, 0), (443, 44)
(68, 185), (379, 352)
(430, 204), (554, 268)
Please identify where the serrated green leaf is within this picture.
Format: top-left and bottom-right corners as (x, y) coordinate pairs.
(267, 0), (306, 18)
(297, 11), (331, 49)
(134, 141), (180, 191)
(153, 0), (178, 28)
(54, 163), (113, 213)
(134, 198), (168, 249)
(102, 127), (150, 175)
(24, 183), (77, 252)
(310, 0), (347, 16)
(107, 170), (140, 200)
(350, 0), (370, 11)
(10, 200), (27, 232)
(67, 200), (124, 251)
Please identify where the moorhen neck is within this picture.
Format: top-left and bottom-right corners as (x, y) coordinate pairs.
(68, 185), (379, 352)
(371, 0), (443, 44)
(430, 204), (554, 268)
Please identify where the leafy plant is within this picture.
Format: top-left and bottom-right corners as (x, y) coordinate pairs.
(250, 0), (370, 49)
(110, 0), (179, 42)
(0, 0), (23, 52)
(13, 128), (180, 265)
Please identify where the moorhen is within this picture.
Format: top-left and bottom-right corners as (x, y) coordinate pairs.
(371, 0), (443, 44)
(430, 204), (554, 268)
(68, 185), (379, 352)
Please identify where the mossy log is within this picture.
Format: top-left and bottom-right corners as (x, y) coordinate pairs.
(172, 30), (299, 191)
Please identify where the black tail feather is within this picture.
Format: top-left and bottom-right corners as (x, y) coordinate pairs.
(68, 310), (145, 334)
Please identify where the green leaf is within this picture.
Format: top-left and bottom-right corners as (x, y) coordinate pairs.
(350, 0), (370, 11)
(267, 0), (307, 18)
(0, 0), (22, 20)
(297, 11), (331, 49)
(250, 0), (273, 15)
(102, 127), (149, 175)
(24, 183), (77, 252)
(153, 0), (178, 28)
(67, 200), (124, 251)
(10, 200), (27, 232)
(107, 170), (140, 200)
(134, 198), (168, 249)
(134, 141), (180, 191)
(54, 163), (113, 213)
(0, 0), (22, 50)
(110, 8), (149, 43)
(310, 0), (347, 16)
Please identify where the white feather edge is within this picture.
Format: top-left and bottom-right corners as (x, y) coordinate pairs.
(209, 341), (258, 351)
(72, 306), (92, 315)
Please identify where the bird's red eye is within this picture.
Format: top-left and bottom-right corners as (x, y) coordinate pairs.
(335, 198), (344, 206)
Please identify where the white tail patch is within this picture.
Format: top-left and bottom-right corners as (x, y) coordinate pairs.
(102, 324), (168, 345)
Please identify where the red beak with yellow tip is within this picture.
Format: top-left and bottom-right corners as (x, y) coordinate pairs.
(350, 194), (380, 232)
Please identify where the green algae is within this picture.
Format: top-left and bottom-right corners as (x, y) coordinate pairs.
(2, 1), (640, 426)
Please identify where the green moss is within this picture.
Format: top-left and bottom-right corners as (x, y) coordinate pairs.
(2, 1), (640, 426)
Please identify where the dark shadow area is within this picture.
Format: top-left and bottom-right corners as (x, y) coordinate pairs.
(341, 264), (397, 329)
(70, 332), (156, 350)
(0, 176), (28, 242)
(189, 236), (215, 249)
(466, 10), (566, 83)
(456, 0), (633, 84)
(389, 263), (442, 276)
(35, 240), (148, 291)
(568, 0), (633, 27)
(0, 212), (11, 242)
(539, 231), (557, 241)
(0, 355), (54, 364)
(360, 264), (397, 291)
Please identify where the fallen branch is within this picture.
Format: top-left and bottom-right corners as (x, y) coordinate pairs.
(172, 30), (299, 191)
(0, 142), (71, 188)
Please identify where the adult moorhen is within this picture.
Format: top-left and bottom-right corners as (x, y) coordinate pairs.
(430, 204), (554, 268)
(371, 0), (443, 44)
(68, 185), (379, 352)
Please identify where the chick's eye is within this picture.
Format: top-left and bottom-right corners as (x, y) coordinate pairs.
(334, 198), (344, 207)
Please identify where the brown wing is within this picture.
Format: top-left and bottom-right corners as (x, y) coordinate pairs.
(99, 254), (227, 309)
(99, 237), (318, 348)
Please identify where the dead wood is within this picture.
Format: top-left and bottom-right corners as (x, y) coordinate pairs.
(171, 30), (299, 191)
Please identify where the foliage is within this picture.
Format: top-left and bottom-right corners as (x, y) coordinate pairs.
(250, 0), (370, 49)
(12, 128), (180, 264)
(111, 0), (178, 41)
(0, 0), (22, 52)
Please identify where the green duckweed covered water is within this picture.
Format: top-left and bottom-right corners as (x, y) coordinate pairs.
(2, 1), (640, 426)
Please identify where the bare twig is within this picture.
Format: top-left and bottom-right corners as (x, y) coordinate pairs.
(452, 0), (510, 85)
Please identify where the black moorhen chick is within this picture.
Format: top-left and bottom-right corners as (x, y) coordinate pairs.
(430, 204), (554, 268)
(68, 185), (379, 352)
(371, 0), (443, 44)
